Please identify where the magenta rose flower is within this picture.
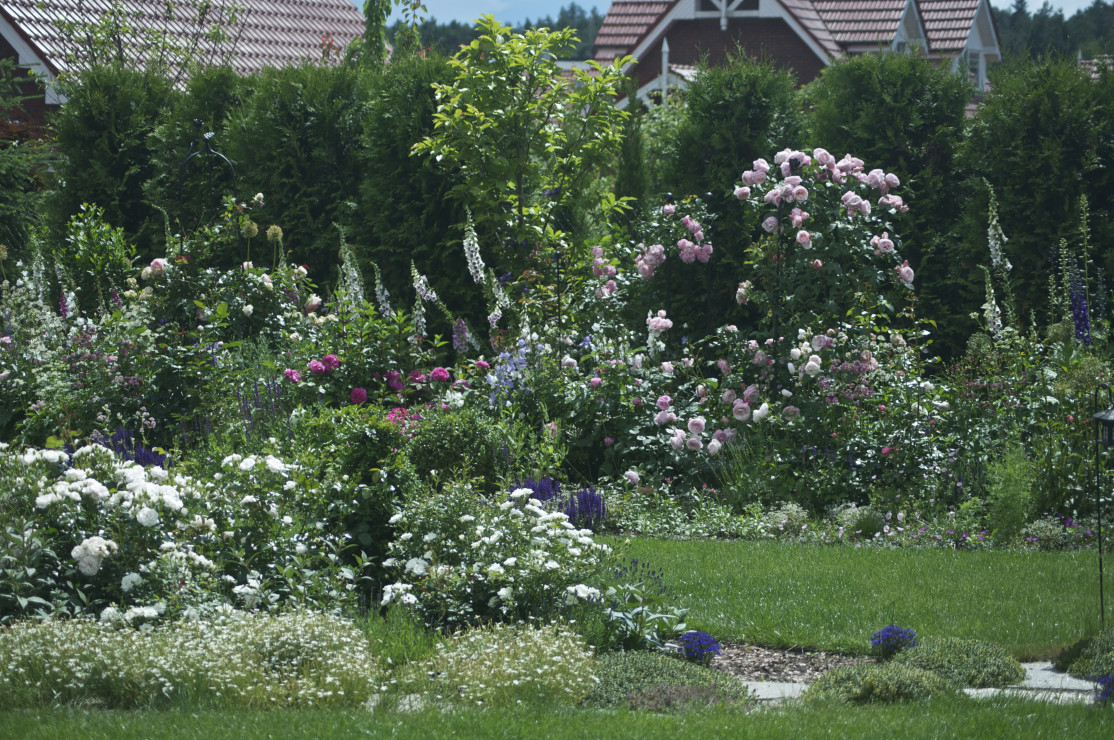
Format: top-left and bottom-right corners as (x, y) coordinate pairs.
(284, 368), (301, 383)
(350, 387), (367, 404)
(322, 354), (340, 371)
(430, 367), (451, 383)
(308, 360), (326, 375)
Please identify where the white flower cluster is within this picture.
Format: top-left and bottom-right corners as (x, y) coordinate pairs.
(71, 535), (118, 576)
(381, 485), (610, 627)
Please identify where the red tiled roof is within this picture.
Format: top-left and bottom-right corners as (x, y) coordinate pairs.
(593, 0), (672, 62)
(0, 0), (365, 76)
(779, 0), (842, 58)
(918, 0), (978, 53)
(812, 0), (906, 47)
(592, 0), (984, 68)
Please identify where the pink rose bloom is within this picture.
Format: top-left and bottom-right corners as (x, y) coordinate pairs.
(149, 258), (167, 276)
(734, 185), (750, 200)
(350, 387), (367, 404)
(866, 169), (886, 190)
(753, 157), (770, 173)
(762, 216), (779, 233)
(632, 397), (644, 406)
(743, 384), (759, 404)
(386, 371), (404, 391)
(687, 417), (706, 435)
(590, 377), (602, 389)
(625, 470), (640, 484)
(722, 389), (737, 404)
(789, 208), (809, 228)
(736, 280), (752, 305)
(663, 204), (676, 216)
(812, 259), (823, 270)
(656, 395), (673, 411)
(660, 362), (674, 376)
(284, 368), (301, 383)
(430, 367), (450, 383)
(304, 294), (322, 313)
(717, 358), (731, 375)
(591, 245), (604, 258)
(683, 357), (694, 368)
(752, 350), (768, 366)
(882, 446), (892, 455)
(696, 244), (713, 263)
(686, 436), (703, 451)
(308, 360), (326, 375)
(782, 406), (801, 421)
(792, 185), (809, 202)
(636, 260), (655, 280)
(707, 438), (722, 456)
(732, 400), (752, 421)
(813, 148), (835, 167)
(796, 230), (812, 248)
(476, 360), (490, 370)
(871, 232), (895, 254)
(322, 354), (340, 371)
(670, 433), (685, 451)
(896, 260), (914, 286)
(763, 188), (783, 206)
(885, 172), (900, 191)
(408, 370), (427, 384)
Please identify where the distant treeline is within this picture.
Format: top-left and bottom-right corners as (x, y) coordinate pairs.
(388, 2), (603, 59)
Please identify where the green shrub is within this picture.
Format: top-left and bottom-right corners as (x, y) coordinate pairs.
(893, 636), (1024, 688)
(985, 446), (1034, 545)
(803, 662), (958, 704)
(1065, 628), (1114, 679)
(48, 64), (177, 256)
(583, 650), (750, 709)
(404, 407), (508, 494)
(223, 62), (368, 283)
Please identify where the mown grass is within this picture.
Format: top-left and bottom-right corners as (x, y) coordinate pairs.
(609, 538), (1102, 659)
(3, 697), (1109, 739)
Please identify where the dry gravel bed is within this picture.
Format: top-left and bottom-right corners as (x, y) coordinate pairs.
(710, 644), (872, 683)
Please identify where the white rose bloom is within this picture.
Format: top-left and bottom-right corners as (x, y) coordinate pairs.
(136, 506), (160, 527)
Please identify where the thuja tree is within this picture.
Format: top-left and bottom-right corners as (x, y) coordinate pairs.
(803, 52), (970, 356)
(958, 56), (1114, 332)
(412, 15), (632, 335)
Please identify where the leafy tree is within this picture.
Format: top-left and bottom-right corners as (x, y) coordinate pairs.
(0, 58), (47, 261)
(412, 16), (632, 332)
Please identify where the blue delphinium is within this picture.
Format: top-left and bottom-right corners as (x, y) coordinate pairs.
(870, 625), (917, 660)
(1095, 675), (1113, 707)
(677, 630), (722, 666)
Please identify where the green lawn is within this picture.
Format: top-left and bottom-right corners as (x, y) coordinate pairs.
(610, 538), (1104, 659)
(4, 698), (1110, 739)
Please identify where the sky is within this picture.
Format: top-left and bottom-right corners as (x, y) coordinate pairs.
(384, 0), (1102, 27)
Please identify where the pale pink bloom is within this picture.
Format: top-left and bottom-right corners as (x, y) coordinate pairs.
(686, 436), (703, 451)
(663, 203), (676, 215)
(654, 410), (674, 425)
(696, 244), (713, 263)
(717, 358), (731, 375)
(687, 417), (706, 435)
(763, 188), (783, 206)
(242, 261), (254, 270)
(697, 384), (707, 399)
(789, 208), (809, 228)
(661, 362), (674, 376)
(590, 377), (602, 389)
(753, 158), (770, 173)
(670, 431), (685, 450)
(812, 259), (823, 270)
(866, 169), (886, 190)
(812, 334), (833, 351)
(871, 232), (895, 254)
(735, 280), (752, 305)
(308, 360), (326, 375)
(885, 173), (900, 191)
(734, 185), (750, 200)
(792, 185), (809, 202)
(637, 260), (655, 280)
(732, 399), (752, 421)
(762, 216), (779, 233)
(796, 230), (812, 248)
(896, 260), (915, 286)
(743, 384), (759, 404)
(683, 357), (694, 368)
(304, 294), (322, 313)
(708, 438), (723, 456)
(782, 405), (801, 421)
(722, 389), (737, 404)
(813, 148), (835, 167)
(591, 245), (604, 258)
(752, 350), (768, 366)
(625, 470), (640, 484)
(149, 258), (167, 276)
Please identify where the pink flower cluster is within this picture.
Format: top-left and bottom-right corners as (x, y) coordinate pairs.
(308, 353), (341, 375)
(646, 309), (673, 338)
(678, 215), (713, 263)
(871, 232), (895, 255)
(592, 245), (619, 298)
(895, 260), (915, 286)
(635, 242), (667, 280)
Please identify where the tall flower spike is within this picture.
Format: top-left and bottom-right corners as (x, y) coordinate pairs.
(463, 210), (486, 285)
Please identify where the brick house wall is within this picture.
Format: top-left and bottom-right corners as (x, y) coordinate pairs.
(0, 33), (55, 136)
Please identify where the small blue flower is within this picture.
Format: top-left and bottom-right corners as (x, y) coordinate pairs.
(677, 630), (722, 665)
(871, 625), (917, 659)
